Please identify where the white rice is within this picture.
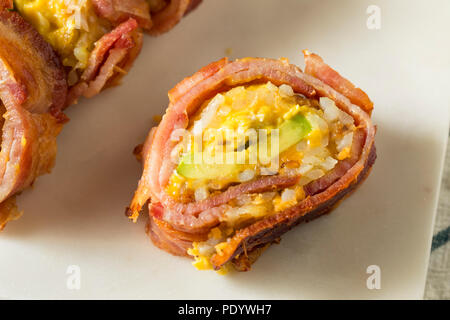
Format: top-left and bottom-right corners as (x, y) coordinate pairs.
(337, 132), (353, 152)
(321, 134), (329, 148)
(309, 146), (329, 157)
(297, 163), (313, 175)
(194, 187), (209, 202)
(239, 169), (255, 182)
(283, 168), (299, 177)
(265, 81), (278, 92)
(319, 97), (340, 122)
(320, 156), (338, 171)
(302, 155), (321, 165)
(219, 106), (231, 116)
(65, 0), (90, 31)
(338, 111), (355, 127)
(224, 204), (265, 225)
(192, 94), (224, 137)
(296, 140), (308, 151)
(320, 96), (354, 126)
(279, 84), (294, 97)
(260, 167), (278, 175)
(261, 192), (277, 201)
(305, 168), (325, 180)
(281, 189), (296, 202)
(197, 242), (217, 256)
(306, 113), (329, 134)
(236, 194), (252, 206)
(298, 176), (312, 186)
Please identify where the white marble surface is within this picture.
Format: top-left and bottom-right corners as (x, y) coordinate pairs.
(0, 0), (449, 299)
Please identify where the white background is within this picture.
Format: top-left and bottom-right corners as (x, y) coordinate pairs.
(1, 0), (449, 299)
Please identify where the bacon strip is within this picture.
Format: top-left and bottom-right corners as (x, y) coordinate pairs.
(82, 44), (131, 98)
(155, 175), (300, 233)
(66, 18), (143, 106)
(92, 0), (202, 34)
(303, 50), (374, 114)
(0, 10), (67, 229)
(66, 0), (201, 105)
(149, 0), (202, 35)
(129, 51), (376, 270)
(92, 0), (152, 29)
(147, 213), (208, 256)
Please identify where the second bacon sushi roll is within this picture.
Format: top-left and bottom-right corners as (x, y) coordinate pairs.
(11, 0), (202, 106)
(0, 7), (67, 229)
(11, 0), (143, 105)
(128, 51), (377, 272)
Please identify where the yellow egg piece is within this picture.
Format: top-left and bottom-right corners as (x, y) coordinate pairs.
(14, 0), (110, 72)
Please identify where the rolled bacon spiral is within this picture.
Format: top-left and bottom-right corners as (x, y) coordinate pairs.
(0, 8), (67, 229)
(7, 1), (201, 105)
(66, 18), (144, 105)
(128, 51), (377, 271)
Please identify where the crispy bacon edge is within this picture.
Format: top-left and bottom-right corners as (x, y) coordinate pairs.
(148, 0), (202, 35)
(129, 52), (376, 271)
(92, 0), (153, 29)
(92, 0), (202, 35)
(0, 9), (68, 230)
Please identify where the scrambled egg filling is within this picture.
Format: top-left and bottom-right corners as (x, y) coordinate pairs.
(167, 82), (356, 271)
(14, 0), (110, 82)
(168, 83), (317, 197)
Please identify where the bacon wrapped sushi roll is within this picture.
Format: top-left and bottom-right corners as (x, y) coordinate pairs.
(11, 0), (201, 105)
(128, 51), (376, 272)
(0, 7), (67, 230)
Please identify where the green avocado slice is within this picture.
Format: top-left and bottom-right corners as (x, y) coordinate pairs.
(176, 113), (311, 180)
